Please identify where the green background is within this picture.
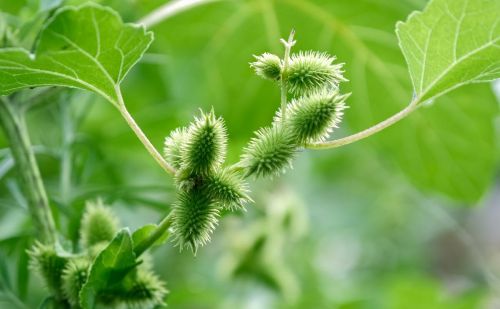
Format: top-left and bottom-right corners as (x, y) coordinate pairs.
(0, 0), (499, 308)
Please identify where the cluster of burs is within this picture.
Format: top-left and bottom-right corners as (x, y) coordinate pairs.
(29, 202), (167, 308)
(164, 37), (350, 254)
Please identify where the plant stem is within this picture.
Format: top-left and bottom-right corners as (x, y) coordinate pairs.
(115, 86), (176, 176)
(0, 97), (57, 244)
(134, 212), (173, 257)
(306, 100), (420, 149)
(138, 0), (220, 28)
(279, 30), (296, 121)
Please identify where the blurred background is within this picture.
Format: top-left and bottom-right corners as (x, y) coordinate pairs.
(0, 0), (499, 308)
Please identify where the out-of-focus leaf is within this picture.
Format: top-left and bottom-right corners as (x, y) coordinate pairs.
(40, 0), (62, 12)
(79, 229), (136, 309)
(0, 3), (153, 105)
(396, 0), (500, 102)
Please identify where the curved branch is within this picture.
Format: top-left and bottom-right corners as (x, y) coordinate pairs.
(115, 86), (176, 176)
(306, 100), (420, 150)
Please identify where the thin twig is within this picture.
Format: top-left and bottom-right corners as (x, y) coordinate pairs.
(279, 30), (296, 121)
(138, 0), (221, 28)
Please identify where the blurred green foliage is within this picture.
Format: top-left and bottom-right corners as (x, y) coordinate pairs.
(0, 0), (499, 308)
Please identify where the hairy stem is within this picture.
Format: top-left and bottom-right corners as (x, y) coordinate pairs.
(134, 212), (173, 257)
(115, 86), (176, 176)
(138, 0), (220, 28)
(307, 100), (420, 149)
(280, 30), (296, 121)
(0, 97), (57, 244)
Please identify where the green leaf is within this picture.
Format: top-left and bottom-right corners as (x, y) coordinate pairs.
(79, 229), (137, 309)
(396, 0), (500, 102)
(132, 224), (169, 248)
(0, 3), (153, 105)
(391, 84), (498, 203)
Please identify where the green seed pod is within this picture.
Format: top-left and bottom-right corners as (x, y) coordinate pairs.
(286, 51), (346, 95)
(119, 270), (168, 309)
(62, 259), (90, 308)
(80, 200), (119, 249)
(171, 190), (220, 254)
(205, 168), (252, 211)
(241, 126), (296, 178)
(181, 110), (227, 175)
(250, 53), (282, 81)
(28, 242), (68, 298)
(163, 127), (187, 169)
(276, 90), (350, 144)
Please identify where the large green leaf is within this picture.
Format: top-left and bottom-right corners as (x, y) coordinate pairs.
(396, 0), (500, 102)
(0, 3), (153, 105)
(79, 229), (136, 309)
(149, 0), (498, 203)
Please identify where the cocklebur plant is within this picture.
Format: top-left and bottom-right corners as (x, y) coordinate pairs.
(1, 0), (499, 307)
(163, 33), (349, 251)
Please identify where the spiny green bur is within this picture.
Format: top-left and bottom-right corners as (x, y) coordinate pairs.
(171, 190), (220, 254)
(286, 51), (346, 95)
(62, 259), (90, 307)
(241, 126), (297, 178)
(205, 168), (251, 211)
(80, 200), (119, 249)
(28, 242), (69, 299)
(278, 90), (350, 144)
(163, 127), (188, 169)
(181, 110), (227, 175)
(115, 270), (168, 309)
(251, 53), (282, 81)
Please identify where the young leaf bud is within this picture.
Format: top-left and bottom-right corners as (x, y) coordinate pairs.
(205, 168), (252, 211)
(181, 110), (227, 175)
(250, 53), (282, 81)
(286, 51), (346, 95)
(275, 89), (350, 144)
(80, 200), (119, 249)
(163, 127), (187, 169)
(62, 259), (90, 307)
(171, 190), (220, 254)
(241, 126), (296, 178)
(28, 242), (68, 298)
